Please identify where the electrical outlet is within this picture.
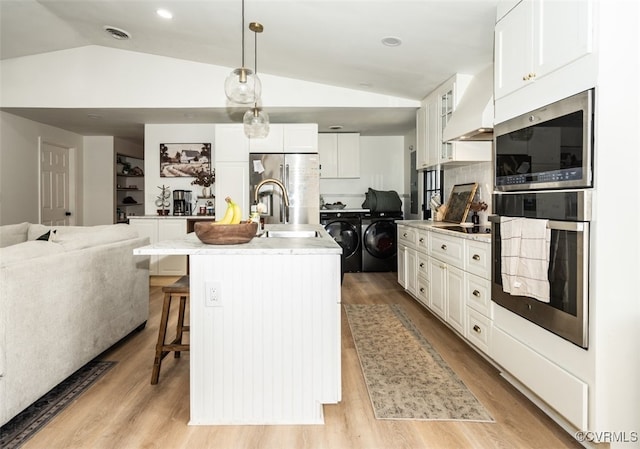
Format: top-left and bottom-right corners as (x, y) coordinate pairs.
(205, 280), (222, 307)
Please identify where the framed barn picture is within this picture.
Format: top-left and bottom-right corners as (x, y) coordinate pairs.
(159, 143), (211, 177)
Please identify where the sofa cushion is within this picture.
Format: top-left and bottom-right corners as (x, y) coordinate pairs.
(0, 240), (65, 266)
(50, 224), (138, 251)
(0, 222), (29, 248)
(27, 224), (52, 241)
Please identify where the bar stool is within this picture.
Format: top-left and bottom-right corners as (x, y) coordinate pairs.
(151, 275), (190, 385)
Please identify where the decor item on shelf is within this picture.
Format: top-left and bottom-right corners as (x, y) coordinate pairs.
(442, 182), (478, 223)
(243, 21), (269, 138)
(191, 167), (216, 198)
(156, 185), (171, 215)
(224, 0), (261, 105)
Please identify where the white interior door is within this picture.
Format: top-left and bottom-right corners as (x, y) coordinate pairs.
(41, 141), (70, 226)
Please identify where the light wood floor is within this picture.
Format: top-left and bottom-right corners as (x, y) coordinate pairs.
(22, 273), (582, 449)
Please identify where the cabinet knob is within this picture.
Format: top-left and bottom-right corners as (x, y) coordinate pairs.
(420, 287), (425, 293)
(419, 262), (425, 268)
(419, 237), (424, 243)
(473, 289), (481, 297)
(472, 254), (480, 261)
(441, 244), (447, 251)
(473, 324), (482, 334)
(403, 232), (407, 237)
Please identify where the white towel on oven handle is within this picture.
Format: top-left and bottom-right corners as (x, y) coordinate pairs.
(500, 217), (551, 303)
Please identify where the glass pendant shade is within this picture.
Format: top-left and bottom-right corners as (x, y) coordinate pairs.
(243, 107), (270, 138)
(225, 67), (261, 105)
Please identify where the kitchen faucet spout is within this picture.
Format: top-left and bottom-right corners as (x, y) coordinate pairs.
(254, 178), (290, 223)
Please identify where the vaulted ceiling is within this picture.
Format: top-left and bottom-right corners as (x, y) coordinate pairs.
(0, 0), (499, 139)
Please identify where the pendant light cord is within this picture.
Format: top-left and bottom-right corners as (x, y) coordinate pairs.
(241, 0), (245, 68)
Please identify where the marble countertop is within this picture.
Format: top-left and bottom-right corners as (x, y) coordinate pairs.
(133, 224), (341, 256)
(397, 220), (492, 241)
(128, 215), (216, 220)
(320, 208), (370, 213)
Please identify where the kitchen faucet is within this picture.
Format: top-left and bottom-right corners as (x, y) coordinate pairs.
(254, 178), (290, 223)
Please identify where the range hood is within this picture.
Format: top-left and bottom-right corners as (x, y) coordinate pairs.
(442, 65), (494, 142)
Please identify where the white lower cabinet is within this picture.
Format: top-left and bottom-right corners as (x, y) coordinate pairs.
(129, 218), (187, 275)
(398, 223), (492, 357)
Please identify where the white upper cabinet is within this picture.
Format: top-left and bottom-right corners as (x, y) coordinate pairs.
(215, 124), (249, 162)
(283, 123), (318, 153)
(248, 124), (284, 153)
(416, 74), (491, 170)
(248, 124), (318, 153)
(495, 0), (593, 100)
(318, 133), (360, 178)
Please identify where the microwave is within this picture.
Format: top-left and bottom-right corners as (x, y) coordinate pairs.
(494, 89), (594, 191)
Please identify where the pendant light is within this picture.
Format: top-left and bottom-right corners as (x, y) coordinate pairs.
(224, 0), (261, 104)
(243, 21), (270, 138)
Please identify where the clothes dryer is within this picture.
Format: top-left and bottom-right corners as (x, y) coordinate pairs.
(320, 211), (362, 274)
(361, 211), (403, 272)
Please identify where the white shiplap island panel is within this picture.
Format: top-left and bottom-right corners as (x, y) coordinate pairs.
(134, 224), (342, 425)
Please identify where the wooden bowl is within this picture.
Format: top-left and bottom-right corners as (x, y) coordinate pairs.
(194, 221), (258, 245)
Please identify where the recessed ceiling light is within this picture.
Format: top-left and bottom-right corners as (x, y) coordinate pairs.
(104, 26), (131, 40)
(328, 125), (343, 131)
(381, 36), (402, 47)
(87, 114), (102, 120)
(157, 9), (173, 19)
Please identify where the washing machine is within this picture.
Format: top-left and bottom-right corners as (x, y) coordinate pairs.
(361, 211), (403, 272)
(320, 211), (362, 273)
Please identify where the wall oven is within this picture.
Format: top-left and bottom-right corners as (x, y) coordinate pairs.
(494, 89), (594, 191)
(490, 191), (591, 348)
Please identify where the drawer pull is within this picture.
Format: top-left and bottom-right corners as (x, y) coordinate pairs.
(473, 324), (482, 334)
(472, 289), (481, 297)
(403, 232), (408, 237)
(419, 237), (425, 243)
(419, 262), (425, 268)
(419, 287), (425, 293)
(441, 244), (447, 250)
(472, 254), (480, 261)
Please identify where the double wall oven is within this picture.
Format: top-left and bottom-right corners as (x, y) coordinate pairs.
(491, 89), (594, 349)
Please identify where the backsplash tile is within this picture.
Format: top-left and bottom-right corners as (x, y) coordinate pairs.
(444, 161), (493, 224)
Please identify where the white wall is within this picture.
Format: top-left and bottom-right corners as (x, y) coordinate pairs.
(144, 124), (216, 216)
(83, 136), (115, 225)
(1, 46), (418, 111)
(320, 136), (405, 210)
(0, 112), (84, 225)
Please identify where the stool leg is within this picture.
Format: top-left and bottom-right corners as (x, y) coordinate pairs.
(175, 295), (187, 358)
(151, 293), (172, 385)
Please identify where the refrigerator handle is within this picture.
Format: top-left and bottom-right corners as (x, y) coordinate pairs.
(279, 164), (285, 223)
(284, 164), (290, 223)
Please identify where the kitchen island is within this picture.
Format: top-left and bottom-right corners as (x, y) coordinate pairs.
(134, 224), (342, 425)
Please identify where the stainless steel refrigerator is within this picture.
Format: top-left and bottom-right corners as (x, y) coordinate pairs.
(249, 153), (320, 225)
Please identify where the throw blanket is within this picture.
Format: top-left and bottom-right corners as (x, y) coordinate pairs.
(500, 217), (551, 302)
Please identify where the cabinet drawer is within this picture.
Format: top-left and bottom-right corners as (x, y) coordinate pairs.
(466, 273), (492, 318)
(465, 240), (490, 278)
(466, 307), (492, 354)
(429, 232), (464, 268)
(417, 252), (429, 279)
(398, 226), (417, 248)
(416, 275), (429, 307)
(416, 229), (429, 253)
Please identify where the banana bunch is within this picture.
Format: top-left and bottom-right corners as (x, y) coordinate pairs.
(213, 196), (242, 225)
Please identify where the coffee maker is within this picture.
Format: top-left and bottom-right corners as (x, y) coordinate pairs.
(173, 190), (192, 216)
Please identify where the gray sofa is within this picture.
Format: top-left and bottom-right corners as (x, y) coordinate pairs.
(0, 222), (150, 426)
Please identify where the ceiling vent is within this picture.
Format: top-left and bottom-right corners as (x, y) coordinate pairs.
(104, 26), (131, 40)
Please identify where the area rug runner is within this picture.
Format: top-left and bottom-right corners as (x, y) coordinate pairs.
(344, 304), (494, 422)
(0, 360), (116, 449)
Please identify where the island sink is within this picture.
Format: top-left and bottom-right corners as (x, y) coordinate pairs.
(261, 230), (320, 238)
